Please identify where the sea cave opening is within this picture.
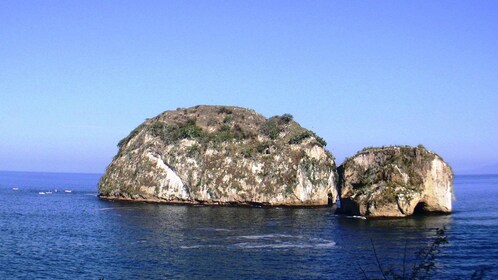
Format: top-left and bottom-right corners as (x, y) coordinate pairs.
(413, 201), (428, 215)
(327, 193), (334, 206)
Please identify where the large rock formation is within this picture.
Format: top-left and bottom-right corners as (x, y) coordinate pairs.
(337, 146), (454, 217)
(99, 105), (337, 206)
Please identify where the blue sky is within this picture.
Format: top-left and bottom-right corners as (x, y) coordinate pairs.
(1, 1), (497, 174)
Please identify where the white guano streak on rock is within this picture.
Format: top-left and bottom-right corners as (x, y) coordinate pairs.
(145, 153), (190, 200)
(394, 165), (409, 185)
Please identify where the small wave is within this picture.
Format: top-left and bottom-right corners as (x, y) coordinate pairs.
(346, 215), (367, 220)
(98, 208), (116, 211)
(235, 234), (297, 240)
(180, 245), (203, 249)
(231, 235), (336, 250)
(179, 244), (222, 249)
(232, 241), (336, 249)
(179, 241), (336, 250)
(213, 228), (231, 232)
(98, 206), (139, 211)
(198, 227), (232, 232)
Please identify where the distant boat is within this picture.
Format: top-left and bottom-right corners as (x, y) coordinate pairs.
(46, 191), (52, 194)
(64, 190), (72, 193)
(38, 192), (46, 195)
(12, 187), (19, 191)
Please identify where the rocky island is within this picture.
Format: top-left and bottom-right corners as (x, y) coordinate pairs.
(99, 105), (454, 217)
(337, 146), (454, 217)
(99, 105), (337, 206)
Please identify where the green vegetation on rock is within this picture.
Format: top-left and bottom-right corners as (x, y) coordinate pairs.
(148, 120), (203, 144)
(289, 130), (327, 147)
(259, 118), (281, 140)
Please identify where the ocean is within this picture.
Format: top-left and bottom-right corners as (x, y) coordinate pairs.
(0, 171), (497, 279)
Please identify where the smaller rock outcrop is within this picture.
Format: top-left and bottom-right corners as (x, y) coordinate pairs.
(337, 145), (453, 217)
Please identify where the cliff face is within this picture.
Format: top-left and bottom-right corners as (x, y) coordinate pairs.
(99, 105), (337, 206)
(337, 146), (454, 217)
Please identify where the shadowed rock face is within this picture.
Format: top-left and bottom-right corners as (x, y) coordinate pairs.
(337, 146), (453, 217)
(99, 105), (337, 206)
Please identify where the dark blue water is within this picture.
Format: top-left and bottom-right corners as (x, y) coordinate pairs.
(1, 171), (497, 279)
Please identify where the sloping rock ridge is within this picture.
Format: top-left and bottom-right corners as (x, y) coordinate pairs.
(99, 105), (337, 206)
(337, 145), (454, 217)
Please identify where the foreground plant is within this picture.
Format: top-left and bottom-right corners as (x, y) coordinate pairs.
(359, 227), (448, 280)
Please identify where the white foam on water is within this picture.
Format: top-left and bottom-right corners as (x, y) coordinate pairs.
(98, 208), (116, 211)
(346, 215), (367, 220)
(98, 207), (139, 211)
(213, 228), (231, 232)
(179, 244), (222, 249)
(180, 245), (202, 249)
(227, 234), (336, 250)
(198, 227), (232, 232)
(236, 234), (297, 240)
(232, 241), (336, 249)
(178, 238), (336, 250)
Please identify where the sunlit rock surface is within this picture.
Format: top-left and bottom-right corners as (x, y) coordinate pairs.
(337, 146), (453, 217)
(99, 105), (337, 206)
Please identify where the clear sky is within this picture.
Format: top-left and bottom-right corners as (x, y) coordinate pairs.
(1, 1), (497, 174)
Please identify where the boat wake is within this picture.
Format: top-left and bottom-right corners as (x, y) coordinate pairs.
(180, 234), (336, 250)
(346, 215), (367, 220)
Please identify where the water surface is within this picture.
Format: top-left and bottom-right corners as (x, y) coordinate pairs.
(1, 171), (497, 279)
